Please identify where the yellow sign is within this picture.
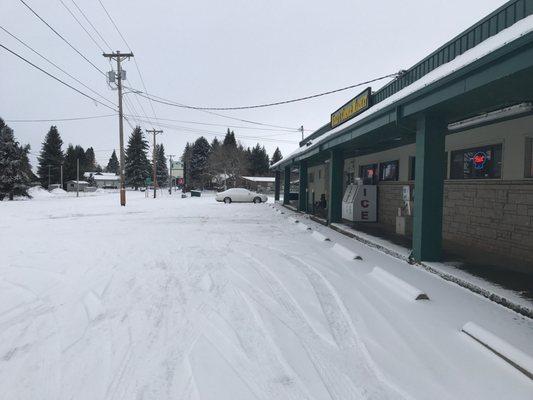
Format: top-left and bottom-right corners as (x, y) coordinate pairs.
(331, 88), (371, 128)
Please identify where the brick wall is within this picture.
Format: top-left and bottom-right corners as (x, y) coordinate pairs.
(375, 180), (533, 266)
(443, 180), (533, 266)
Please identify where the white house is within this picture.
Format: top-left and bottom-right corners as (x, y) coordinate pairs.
(83, 172), (120, 189)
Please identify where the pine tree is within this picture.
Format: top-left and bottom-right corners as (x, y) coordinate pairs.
(106, 150), (119, 174)
(85, 147), (96, 172)
(271, 147), (283, 166)
(63, 144), (86, 184)
(190, 137), (211, 188)
(155, 143), (169, 187)
(181, 142), (193, 189)
(37, 126), (64, 188)
(0, 124), (31, 200)
(222, 129), (237, 148)
(248, 144), (270, 176)
(125, 126), (150, 189)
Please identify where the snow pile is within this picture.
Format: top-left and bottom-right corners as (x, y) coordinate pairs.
(27, 186), (52, 199)
(50, 188), (67, 195)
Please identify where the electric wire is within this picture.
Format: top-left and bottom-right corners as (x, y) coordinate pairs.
(130, 72), (400, 111)
(57, 0), (105, 53)
(0, 43), (116, 111)
(0, 25), (116, 109)
(69, 0), (113, 50)
(18, 0), (107, 77)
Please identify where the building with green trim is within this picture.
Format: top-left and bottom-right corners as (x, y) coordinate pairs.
(272, 0), (533, 267)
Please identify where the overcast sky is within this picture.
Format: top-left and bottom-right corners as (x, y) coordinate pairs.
(1, 0), (507, 169)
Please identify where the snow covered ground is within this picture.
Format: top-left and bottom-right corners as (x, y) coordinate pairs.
(0, 191), (532, 399)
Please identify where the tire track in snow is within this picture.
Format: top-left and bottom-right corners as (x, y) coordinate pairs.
(201, 268), (315, 400)
(229, 249), (373, 400)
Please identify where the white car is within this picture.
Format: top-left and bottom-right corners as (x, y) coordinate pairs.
(215, 188), (268, 204)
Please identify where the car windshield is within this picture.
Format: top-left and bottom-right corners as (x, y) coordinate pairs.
(3, 2), (532, 399)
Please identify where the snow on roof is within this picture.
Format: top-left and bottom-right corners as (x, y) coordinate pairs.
(241, 176), (276, 182)
(66, 180), (89, 184)
(272, 14), (533, 169)
(92, 175), (119, 181)
(83, 172), (119, 178)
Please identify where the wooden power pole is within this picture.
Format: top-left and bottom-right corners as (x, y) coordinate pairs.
(146, 129), (163, 198)
(103, 51), (133, 206)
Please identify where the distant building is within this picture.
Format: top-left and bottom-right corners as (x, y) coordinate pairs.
(83, 172), (120, 189)
(65, 180), (90, 192)
(238, 176), (275, 193)
(170, 160), (184, 186)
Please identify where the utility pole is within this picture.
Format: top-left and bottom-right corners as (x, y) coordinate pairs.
(103, 51), (134, 207)
(146, 129), (163, 199)
(60, 163), (63, 190)
(76, 158), (79, 198)
(48, 164), (51, 188)
(300, 125), (304, 141)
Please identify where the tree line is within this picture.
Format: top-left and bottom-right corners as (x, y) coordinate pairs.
(181, 129), (283, 189)
(0, 119), (171, 200)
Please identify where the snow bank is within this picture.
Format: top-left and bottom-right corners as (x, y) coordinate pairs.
(462, 322), (533, 379)
(311, 231), (330, 242)
(27, 186), (52, 199)
(369, 267), (429, 301)
(331, 243), (362, 261)
(50, 188), (67, 195)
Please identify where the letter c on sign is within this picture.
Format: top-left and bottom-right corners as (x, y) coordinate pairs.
(361, 200), (369, 208)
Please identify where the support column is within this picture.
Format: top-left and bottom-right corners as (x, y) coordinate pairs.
(283, 166), (291, 205)
(328, 150), (344, 223)
(274, 170), (281, 201)
(298, 161), (308, 212)
(412, 114), (446, 262)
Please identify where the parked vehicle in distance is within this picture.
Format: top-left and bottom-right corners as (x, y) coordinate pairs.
(215, 188), (268, 204)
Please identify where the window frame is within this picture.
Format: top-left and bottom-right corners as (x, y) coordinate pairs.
(378, 160), (400, 182)
(449, 143), (503, 180)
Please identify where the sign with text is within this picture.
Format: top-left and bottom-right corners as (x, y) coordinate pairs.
(354, 185), (377, 222)
(330, 87), (372, 128)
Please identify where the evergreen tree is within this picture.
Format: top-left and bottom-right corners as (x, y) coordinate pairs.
(0, 124), (31, 200)
(37, 126), (64, 188)
(222, 129), (237, 148)
(106, 150), (120, 174)
(85, 147), (96, 172)
(271, 147), (283, 166)
(155, 143), (169, 187)
(63, 144), (86, 184)
(248, 144), (270, 176)
(190, 137), (211, 188)
(125, 126), (150, 189)
(181, 142), (193, 189)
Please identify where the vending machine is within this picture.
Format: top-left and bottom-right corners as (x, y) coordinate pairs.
(341, 180), (377, 222)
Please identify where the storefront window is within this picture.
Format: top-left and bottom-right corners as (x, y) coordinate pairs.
(359, 164), (377, 184)
(379, 160), (399, 181)
(409, 153), (448, 180)
(450, 144), (502, 179)
(525, 138), (533, 178)
(308, 172), (315, 183)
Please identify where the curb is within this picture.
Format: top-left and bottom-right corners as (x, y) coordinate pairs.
(283, 206), (533, 319)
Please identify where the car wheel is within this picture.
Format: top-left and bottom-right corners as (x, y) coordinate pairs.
(253, 197), (262, 204)
(224, 197), (232, 204)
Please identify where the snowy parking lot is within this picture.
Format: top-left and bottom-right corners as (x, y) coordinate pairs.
(0, 190), (532, 399)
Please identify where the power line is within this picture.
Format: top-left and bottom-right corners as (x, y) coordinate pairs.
(0, 42), (116, 111)
(125, 87), (304, 130)
(131, 72), (400, 111)
(6, 114), (116, 123)
(57, 0), (104, 52)
(0, 25), (116, 109)
(69, 0), (113, 50)
(18, 0), (106, 77)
